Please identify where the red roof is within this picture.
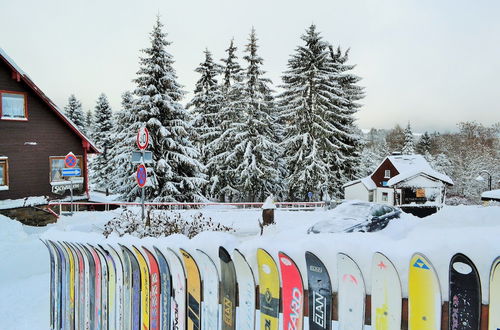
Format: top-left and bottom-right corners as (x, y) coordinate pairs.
(0, 48), (99, 153)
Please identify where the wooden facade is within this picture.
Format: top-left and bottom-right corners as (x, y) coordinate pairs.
(370, 158), (399, 188)
(0, 50), (98, 200)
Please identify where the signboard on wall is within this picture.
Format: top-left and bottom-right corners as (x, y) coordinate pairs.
(416, 188), (426, 198)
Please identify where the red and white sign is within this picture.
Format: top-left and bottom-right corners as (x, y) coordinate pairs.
(136, 164), (147, 188)
(64, 152), (78, 168)
(136, 127), (149, 150)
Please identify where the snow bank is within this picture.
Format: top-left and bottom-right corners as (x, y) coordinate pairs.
(2, 204), (500, 329)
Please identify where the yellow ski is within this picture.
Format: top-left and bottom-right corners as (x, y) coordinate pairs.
(133, 246), (150, 330)
(408, 253), (441, 330)
(489, 257), (500, 330)
(257, 248), (280, 330)
(180, 248), (202, 330)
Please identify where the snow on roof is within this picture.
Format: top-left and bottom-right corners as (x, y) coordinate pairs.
(385, 154), (454, 186)
(343, 176), (377, 190)
(0, 47), (99, 153)
(481, 189), (500, 200)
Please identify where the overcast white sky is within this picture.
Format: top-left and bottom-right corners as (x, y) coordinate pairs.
(1, 0), (499, 132)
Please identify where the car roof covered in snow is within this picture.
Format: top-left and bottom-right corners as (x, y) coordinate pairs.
(0, 47), (99, 153)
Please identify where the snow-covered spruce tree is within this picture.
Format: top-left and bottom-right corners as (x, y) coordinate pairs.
(416, 131), (432, 154)
(329, 46), (364, 182)
(221, 39), (243, 92)
(64, 94), (86, 133)
(402, 122), (415, 155)
(211, 29), (282, 202)
(106, 91), (138, 198)
(186, 49), (224, 197)
(85, 109), (93, 137)
(279, 25), (355, 201)
(205, 39), (246, 201)
(90, 93), (114, 195)
(133, 16), (205, 202)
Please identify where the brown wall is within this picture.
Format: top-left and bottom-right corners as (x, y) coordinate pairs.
(0, 61), (86, 200)
(370, 158), (399, 188)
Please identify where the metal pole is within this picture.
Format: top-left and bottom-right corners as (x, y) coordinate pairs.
(141, 149), (145, 223)
(141, 187), (145, 222)
(70, 177), (74, 215)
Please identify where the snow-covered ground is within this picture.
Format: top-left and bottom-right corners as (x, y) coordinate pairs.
(1, 204), (500, 329)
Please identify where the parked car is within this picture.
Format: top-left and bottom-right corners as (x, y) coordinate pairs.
(307, 200), (402, 234)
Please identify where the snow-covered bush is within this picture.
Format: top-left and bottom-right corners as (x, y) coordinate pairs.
(103, 208), (234, 238)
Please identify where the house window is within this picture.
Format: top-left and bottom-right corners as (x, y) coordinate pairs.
(1, 91), (27, 120)
(384, 170), (391, 178)
(368, 190), (374, 202)
(49, 156), (83, 182)
(382, 192), (389, 202)
(0, 158), (8, 190)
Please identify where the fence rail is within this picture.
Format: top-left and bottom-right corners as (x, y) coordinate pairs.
(47, 201), (328, 216)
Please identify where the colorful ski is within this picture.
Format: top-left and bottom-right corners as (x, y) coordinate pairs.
(180, 248), (202, 330)
(337, 253), (366, 330)
(489, 257), (500, 330)
(370, 252), (402, 330)
(143, 247), (161, 330)
(42, 240), (56, 330)
(278, 252), (304, 330)
(49, 241), (63, 330)
(408, 253), (441, 330)
(449, 253), (481, 330)
(233, 249), (256, 330)
(257, 248), (280, 330)
(72, 243), (91, 330)
(101, 245), (117, 330)
(80, 243), (96, 330)
(167, 247), (186, 330)
(219, 246), (237, 330)
(121, 244), (142, 330)
(62, 241), (76, 330)
(120, 244), (133, 330)
(305, 251), (332, 330)
(95, 245), (109, 330)
(133, 246), (150, 330)
(153, 247), (172, 330)
(107, 245), (124, 330)
(69, 243), (85, 330)
(196, 249), (220, 330)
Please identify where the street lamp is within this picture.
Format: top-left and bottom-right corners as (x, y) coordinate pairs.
(475, 170), (492, 191)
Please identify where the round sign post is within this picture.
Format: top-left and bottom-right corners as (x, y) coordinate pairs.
(136, 164), (147, 222)
(64, 152), (78, 168)
(137, 127), (149, 150)
(136, 164), (147, 188)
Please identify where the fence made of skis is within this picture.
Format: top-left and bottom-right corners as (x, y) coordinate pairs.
(43, 240), (500, 330)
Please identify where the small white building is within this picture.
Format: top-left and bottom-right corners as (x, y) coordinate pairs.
(343, 154), (454, 208)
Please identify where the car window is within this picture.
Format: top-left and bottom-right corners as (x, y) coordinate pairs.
(371, 205), (392, 217)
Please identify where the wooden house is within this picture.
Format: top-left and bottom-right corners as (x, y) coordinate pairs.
(343, 154), (454, 216)
(0, 48), (98, 201)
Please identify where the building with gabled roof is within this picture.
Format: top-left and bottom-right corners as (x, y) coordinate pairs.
(0, 47), (99, 201)
(343, 154), (453, 215)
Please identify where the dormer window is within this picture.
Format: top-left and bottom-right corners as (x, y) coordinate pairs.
(1, 91), (27, 120)
(384, 170), (391, 178)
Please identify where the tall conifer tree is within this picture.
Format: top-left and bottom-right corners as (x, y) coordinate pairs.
(186, 49), (224, 189)
(279, 25), (356, 200)
(64, 94), (86, 133)
(90, 93), (114, 195)
(133, 16), (205, 202)
(402, 122), (415, 155)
